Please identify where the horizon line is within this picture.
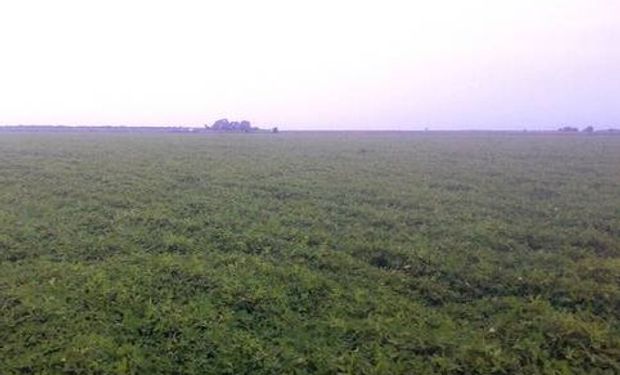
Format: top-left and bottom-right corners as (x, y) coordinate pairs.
(1, 124), (617, 132)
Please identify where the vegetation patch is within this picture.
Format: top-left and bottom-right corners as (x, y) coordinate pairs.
(0, 132), (619, 373)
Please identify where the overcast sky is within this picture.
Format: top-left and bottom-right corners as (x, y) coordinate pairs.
(1, 0), (618, 130)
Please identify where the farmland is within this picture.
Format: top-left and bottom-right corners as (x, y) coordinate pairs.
(1, 131), (619, 374)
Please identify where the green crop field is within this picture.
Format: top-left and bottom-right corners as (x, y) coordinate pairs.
(1, 132), (619, 374)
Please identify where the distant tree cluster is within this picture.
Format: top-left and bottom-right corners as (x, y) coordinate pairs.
(205, 119), (280, 133)
(207, 119), (256, 132)
(557, 126), (595, 133)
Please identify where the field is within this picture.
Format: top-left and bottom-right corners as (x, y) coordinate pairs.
(1, 131), (619, 374)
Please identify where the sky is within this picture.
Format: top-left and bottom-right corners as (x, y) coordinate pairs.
(0, 0), (619, 130)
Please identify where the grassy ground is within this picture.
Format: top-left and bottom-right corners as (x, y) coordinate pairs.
(1, 132), (619, 374)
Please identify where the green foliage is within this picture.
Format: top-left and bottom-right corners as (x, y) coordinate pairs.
(0, 132), (619, 374)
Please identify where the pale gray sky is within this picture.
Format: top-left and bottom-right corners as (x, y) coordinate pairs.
(1, 0), (619, 130)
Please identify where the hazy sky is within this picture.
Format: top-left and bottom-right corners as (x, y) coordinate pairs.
(1, 0), (619, 130)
